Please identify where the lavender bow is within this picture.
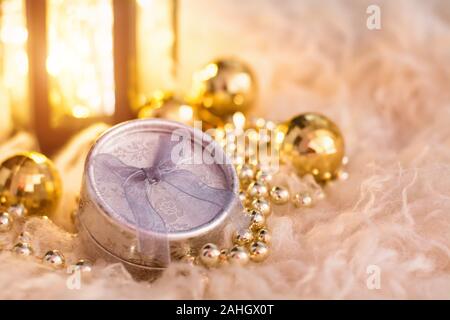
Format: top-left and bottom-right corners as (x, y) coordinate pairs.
(94, 136), (233, 267)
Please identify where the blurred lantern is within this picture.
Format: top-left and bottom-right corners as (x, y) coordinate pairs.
(0, 0), (179, 153)
(0, 0), (30, 142)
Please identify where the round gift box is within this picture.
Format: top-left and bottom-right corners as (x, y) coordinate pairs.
(77, 119), (242, 275)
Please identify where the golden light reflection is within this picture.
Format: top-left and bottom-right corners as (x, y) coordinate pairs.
(135, 0), (176, 110)
(46, 0), (115, 127)
(0, 0), (29, 140)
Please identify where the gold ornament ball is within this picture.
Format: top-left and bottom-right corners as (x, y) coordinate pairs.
(247, 181), (268, 198)
(237, 164), (255, 182)
(255, 170), (273, 186)
(238, 190), (247, 204)
(219, 249), (229, 265)
(138, 91), (196, 126)
(293, 192), (313, 208)
(246, 209), (266, 231)
(0, 152), (62, 217)
(233, 228), (254, 246)
(228, 246), (250, 266)
(249, 241), (269, 262)
(251, 198), (271, 217)
(0, 211), (13, 232)
(181, 254), (196, 266)
(42, 250), (66, 269)
(280, 113), (345, 182)
(257, 228), (271, 244)
(269, 186), (290, 205)
(12, 242), (34, 256)
(199, 243), (221, 268)
(191, 58), (257, 118)
(75, 259), (93, 273)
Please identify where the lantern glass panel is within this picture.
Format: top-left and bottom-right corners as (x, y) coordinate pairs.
(0, 0), (29, 140)
(134, 0), (176, 110)
(46, 0), (115, 128)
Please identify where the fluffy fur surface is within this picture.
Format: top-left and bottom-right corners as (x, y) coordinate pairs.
(1, 0), (450, 299)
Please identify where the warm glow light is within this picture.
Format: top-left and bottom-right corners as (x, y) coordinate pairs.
(0, 0), (29, 140)
(228, 72), (251, 93)
(72, 105), (92, 119)
(135, 0), (176, 110)
(47, 0), (115, 126)
(178, 105), (193, 122)
(232, 112), (246, 129)
(275, 130), (285, 145)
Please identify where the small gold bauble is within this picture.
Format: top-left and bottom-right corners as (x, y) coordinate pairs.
(0, 152), (62, 217)
(293, 192), (313, 208)
(237, 164), (255, 182)
(280, 113), (345, 182)
(228, 246), (250, 266)
(12, 242), (34, 256)
(190, 58), (257, 118)
(0, 212), (13, 232)
(238, 190), (247, 204)
(74, 259), (93, 273)
(42, 250), (65, 269)
(255, 170), (273, 186)
(251, 198), (271, 217)
(18, 231), (31, 242)
(247, 181), (268, 198)
(246, 209), (266, 231)
(181, 254), (196, 266)
(232, 228), (254, 246)
(257, 228), (271, 244)
(199, 243), (221, 268)
(269, 186), (290, 205)
(137, 91), (196, 126)
(249, 241), (269, 262)
(219, 249), (229, 265)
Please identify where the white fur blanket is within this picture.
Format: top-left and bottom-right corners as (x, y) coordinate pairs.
(0, 0), (449, 299)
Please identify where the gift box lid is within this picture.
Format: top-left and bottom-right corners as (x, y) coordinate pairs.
(77, 119), (242, 267)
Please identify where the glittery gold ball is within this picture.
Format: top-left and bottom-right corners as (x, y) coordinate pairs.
(138, 91), (196, 126)
(249, 241), (269, 262)
(42, 250), (65, 269)
(280, 113), (345, 182)
(228, 246), (250, 266)
(12, 242), (33, 256)
(199, 243), (221, 268)
(232, 228), (254, 246)
(251, 198), (271, 217)
(0, 211), (13, 232)
(191, 58), (257, 119)
(0, 152), (61, 217)
(269, 186), (290, 205)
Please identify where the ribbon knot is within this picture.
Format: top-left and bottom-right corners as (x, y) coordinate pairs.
(142, 167), (163, 184)
(93, 135), (234, 267)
